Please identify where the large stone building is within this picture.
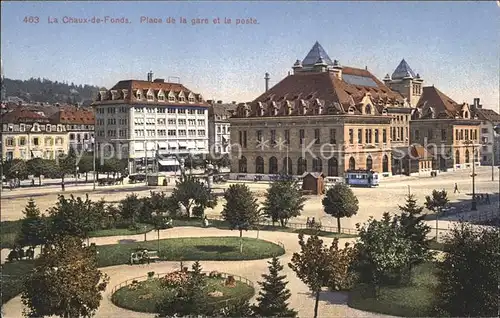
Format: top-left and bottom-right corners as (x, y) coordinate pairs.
(207, 101), (237, 154)
(471, 98), (500, 165)
(409, 86), (481, 173)
(229, 42), (409, 178)
(53, 106), (95, 152)
(92, 72), (209, 174)
(1, 107), (69, 161)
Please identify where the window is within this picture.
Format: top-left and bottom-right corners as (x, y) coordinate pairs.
(158, 129), (166, 136)
(455, 129), (459, 140)
(270, 130), (276, 145)
(119, 129), (127, 137)
(198, 130), (205, 137)
(243, 130), (247, 148)
(188, 129), (196, 136)
(157, 118), (166, 125)
(427, 129), (432, 140)
(158, 107), (166, 113)
(168, 108), (176, 114)
(178, 119), (186, 125)
(146, 129), (155, 137)
(107, 107), (116, 114)
(257, 130), (262, 142)
(46, 124), (52, 132)
(349, 129), (354, 144)
(135, 107), (144, 113)
(465, 129), (469, 140)
(119, 106), (127, 113)
(374, 129), (379, 143)
(188, 96), (195, 102)
(178, 109), (186, 114)
(33, 137), (39, 146)
(70, 133), (75, 140)
(178, 130), (186, 136)
(197, 109), (204, 115)
(107, 130), (116, 137)
(460, 129), (464, 140)
(19, 137), (26, 146)
(168, 130), (176, 136)
(382, 129), (387, 143)
(188, 119), (196, 126)
(107, 118), (116, 125)
(314, 129), (320, 144)
(197, 119), (205, 126)
(6, 138), (14, 146)
(188, 109), (196, 115)
(119, 118), (128, 125)
(168, 95), (175, 102)
(414, 129), (420, 140)
(20, 124), (25, 132)
(441, 129), (447, 141)
(217, 126), (221, 133)
(329, 129), (336, 144)
(168, 119), (176, 125)
(285, 129), (290, 144)
(358, 129), (363, 144)
(299, 129), (304, 145)
(158, 94), (165, 101)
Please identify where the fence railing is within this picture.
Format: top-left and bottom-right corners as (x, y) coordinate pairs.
(110, 271), (254, 302)
(205, 214), (359, 236)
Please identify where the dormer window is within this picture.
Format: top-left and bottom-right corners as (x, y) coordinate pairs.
(365, 104), (372, 115)
(20, 124), (25, 132)
(158, 90), (165, 101)
(136, 90), (142, 100)
(146, 89), (154, 101)
(348, 107), (355, 114)
(188, 93), (195, 103)
(46, 124), (51, 132)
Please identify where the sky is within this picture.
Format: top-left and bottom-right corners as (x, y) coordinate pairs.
(1, 1), (499, 110)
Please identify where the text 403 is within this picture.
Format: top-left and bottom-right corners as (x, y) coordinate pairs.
(23, 16), (40, 23)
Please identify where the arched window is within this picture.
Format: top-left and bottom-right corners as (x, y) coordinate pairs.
(297, 157), (307, 175)
(238, 156), (247, 173)
(366, 156), (373, 170)
(256, 156), (264, 174)
(312, 158), (322, 172)
(349, 157), (356, 170)
(382, 155), (389, 173)
(269, 157), (278, 174)
(455, 150), (460, 164)
(282, 157), (292, 175)
(327, 157), (338, 176)
(465, 149), (470, 163)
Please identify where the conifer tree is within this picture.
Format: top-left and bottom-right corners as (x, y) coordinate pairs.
(17, 198), (47, 248)
(253, 257), (297, 317)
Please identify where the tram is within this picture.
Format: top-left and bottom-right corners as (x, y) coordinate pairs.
(345, 169), (379, 187)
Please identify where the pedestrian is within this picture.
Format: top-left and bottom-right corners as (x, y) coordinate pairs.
(306, 217), (310, 228)
(61, 182), (65, 191)
(453, 183), (459, 193)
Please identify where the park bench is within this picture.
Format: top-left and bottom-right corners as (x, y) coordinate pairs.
(130, 250), (160, 265)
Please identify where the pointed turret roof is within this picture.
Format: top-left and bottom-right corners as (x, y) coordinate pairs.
(391, 59), (416, 79)
(302, 41), (334, 67)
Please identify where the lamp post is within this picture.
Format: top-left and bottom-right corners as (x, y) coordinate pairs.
(92, 137), (96, 190)
(463, 140), (477, 211)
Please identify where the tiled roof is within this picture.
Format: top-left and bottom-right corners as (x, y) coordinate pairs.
(391, 59), (416, 79)
(209, 103), (237, 117)
(415, 86), (460, 119)
(95, 80), (209, 107)
(235, 67), (404, 118)
(475, 108), (500, 122)
(1, 108), (51, 124)
(53, 106), (95, 125)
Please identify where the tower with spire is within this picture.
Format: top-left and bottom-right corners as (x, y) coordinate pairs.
(384, 59), (423, 107)
(293, 41), (334, 73)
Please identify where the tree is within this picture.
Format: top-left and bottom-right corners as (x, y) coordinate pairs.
(288, 234), (354, 318)
(21, 235), (109, 318)
(352, 213), (413, 294)
(56, 148), (77, 188)
(157, 261), (207, 317)
(221, 184), (260, 253)
(117, 193), (143, 225)
(218, 299), (254, 317)
(262, 175), (306, 227)
(26, 158), (52, 185)
(47, 194), (104, 240)
(398, 194), (433, 269)
(16, 198), (48, 248)
(170, 175), (217, 218)
(424, 189), (449, 241)
(322, 184), (359, 233)
(253, 257), (297, 317)
(77, 154), (94, 182)
(433, 223), (500, 317)
(3, 158), (28, 180)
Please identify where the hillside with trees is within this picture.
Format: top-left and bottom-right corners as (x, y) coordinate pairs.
(2, 77), (103, 105)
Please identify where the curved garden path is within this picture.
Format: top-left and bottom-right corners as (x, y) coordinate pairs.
(2, 227), (396, 318)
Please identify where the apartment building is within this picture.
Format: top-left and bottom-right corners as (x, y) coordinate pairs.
(470, 98), (500, 165)
(1, 107), (68, 161)
(53, 106), (95, 152)
(207, 101), (237, 154)
(92, 72), (210, 173)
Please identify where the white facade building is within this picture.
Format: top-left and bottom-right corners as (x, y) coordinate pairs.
(472, 98), (500, 166)
(208, 101), (237, 154)
(92, 73), (209, 174)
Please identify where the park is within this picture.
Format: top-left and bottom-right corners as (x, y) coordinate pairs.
(1, 166), (499, 317)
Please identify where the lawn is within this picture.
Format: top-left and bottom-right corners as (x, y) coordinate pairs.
(96, 236), (285, 267)
(111, 276), (255, 313)
(0, 220), (154, 249)
(1, 260), (35, 304)
(348, 262), (438, 317)
(173, 217), (357, 239)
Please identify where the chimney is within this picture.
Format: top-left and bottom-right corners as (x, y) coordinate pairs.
(207, 99), (213, 104)
(147, 70), (153, 82)
(217, 100), (222, 104)
(265, 72), (270, 92)
(474, 98), (482, 109)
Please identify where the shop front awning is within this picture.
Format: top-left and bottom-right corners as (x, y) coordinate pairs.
(158, 159), (180, 166)
(178, 142), (188, 148)
(30, 150), (43, 158)
(168, 142), (178, 148)
(187, 142), (196, 149)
